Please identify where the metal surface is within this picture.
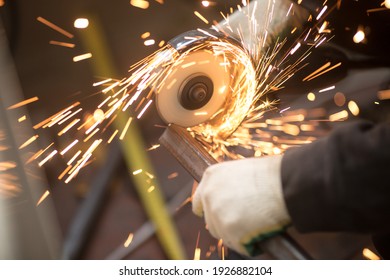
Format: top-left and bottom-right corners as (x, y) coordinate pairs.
(159, 124), (311, 260)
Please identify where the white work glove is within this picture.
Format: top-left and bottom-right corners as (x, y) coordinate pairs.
(192, 155), (291, 256)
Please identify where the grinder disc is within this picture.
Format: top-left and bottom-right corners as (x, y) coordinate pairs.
(156, 50), (230, 127)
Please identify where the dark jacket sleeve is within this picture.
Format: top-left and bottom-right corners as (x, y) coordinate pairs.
(281, 120), (390, 234)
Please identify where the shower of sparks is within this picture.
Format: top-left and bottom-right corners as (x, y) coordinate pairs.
(37, 17), (74, 38)
(73, 53), (92, 62)
(49, 41), (75, 48)
(7, 97), (39, 110)
(36, 190), (50, 206)
(124, 233), (134, 248)
(28, 0), (344, 186)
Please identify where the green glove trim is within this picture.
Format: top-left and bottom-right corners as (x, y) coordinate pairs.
(244, 225), (289, 256)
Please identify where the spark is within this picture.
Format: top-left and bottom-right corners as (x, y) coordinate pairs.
(33, 143), (54, 161)
(353, 30), (365, 44)
(147, 186), (155, 193)
(137, 100), (153, 119)
(305, 62), (342, 81)
(119, 117), (133, 140)
(93, 109), (105, 122)
(74, 18), (89, 29)
(348, 100), (360, 116)
(67, 150), (82, 166)
(0, 162), (16, 171)
(133, 169), (143, 175)
(93, 78), (112, 87)
(367, 7), (388, 14)
(194, 111), (208, 116)
(315, 36), (327, 48)
(280, 107), (290, 114)
(329, 110), (348, 122)
(158, 40), (165, 47)
(49, 41), (75, 48)
(19, 135), (39, 150)
(377, 89), (390, 100)
(141, 32), (151, 39)
(124, 233), (134, 248)
(286, 3), (293, 17)
(167, 172), (178, 179)
(58, 119), (81, 136)
(202, 1), (210, 7)
(319, 85), (335, 93)
(73, 53), (92, 62)
(37, 17), (74, 38)
(107, 130), (119, 144)
(7, 96), (39, 110)
(18, 115), (27, 122)
(316, 5), (328, 20)
(58, 165), (73, 180)
(60, 140), (79, 155)
(36, 190), (50, 206)
(58, 108), (83, 125)
(33, 102), (80, 129)
(307, 92), (316, 101)
(385, 0), (390, 9)
(194, 11), (209, 24)
(38, 150), (58, 167)
(64, 153), (92, 184)
(83, 128), (100, 142)
(130, 0), (150, 9)
(290, 42), (301, 55)
(147, 144), (160, 151)
(144, 39), (155, 46)
(334, 92), (346, 107)
(362, 248), (380, 260)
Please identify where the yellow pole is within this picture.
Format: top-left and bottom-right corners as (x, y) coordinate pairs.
(77, 15), (186, 259)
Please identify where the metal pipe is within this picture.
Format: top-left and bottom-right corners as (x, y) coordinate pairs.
(159, 124), (311, 260)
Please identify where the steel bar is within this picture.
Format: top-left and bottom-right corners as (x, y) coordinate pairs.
(159, 124), (311, 260)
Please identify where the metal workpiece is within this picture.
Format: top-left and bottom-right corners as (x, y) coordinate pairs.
(159, 124), (311, 260)
(159, 124), (217, 183)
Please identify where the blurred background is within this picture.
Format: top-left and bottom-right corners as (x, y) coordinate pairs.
(0, 0), (389, 260)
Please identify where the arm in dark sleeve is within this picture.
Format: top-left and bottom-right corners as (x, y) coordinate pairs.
(281, 120), (390, 234)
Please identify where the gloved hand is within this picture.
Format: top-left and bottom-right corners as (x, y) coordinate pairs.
(192, 154), (291, 256)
